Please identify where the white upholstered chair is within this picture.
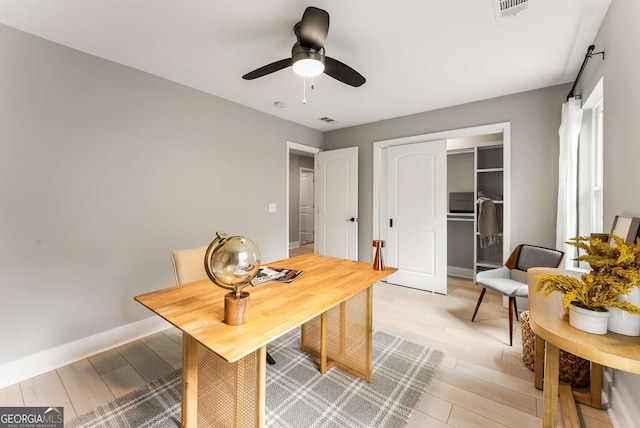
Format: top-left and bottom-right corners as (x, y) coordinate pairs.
(170, 245), (208, 285)
(471, 244), (565, 346)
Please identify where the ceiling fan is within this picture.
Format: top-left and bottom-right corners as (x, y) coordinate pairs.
(242, 6), (366, 87)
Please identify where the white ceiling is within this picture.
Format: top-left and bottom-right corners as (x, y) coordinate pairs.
(0, 0), (611, 131)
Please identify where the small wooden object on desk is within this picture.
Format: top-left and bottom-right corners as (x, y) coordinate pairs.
(373, 240), (385, 270)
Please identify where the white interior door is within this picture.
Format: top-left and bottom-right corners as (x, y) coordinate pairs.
(299, 169), (314, 244)
(385, 141), (447, 293)
(315, 147), (358, 260)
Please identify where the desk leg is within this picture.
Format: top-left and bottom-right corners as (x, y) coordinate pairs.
(542, 342), (560, 427)
(256, 346), (267, 428)
(534, 335), (545, 390)
(572, 362), (603, 409)
(365, 285), (373, 382)
(590, 362), (602, 409)
(186, 344), (261, 427)
(300, 286), (373, 382)
(559, 383), (581, 428)
(319, 311), (331, 374)
(182, 334), (199, 428)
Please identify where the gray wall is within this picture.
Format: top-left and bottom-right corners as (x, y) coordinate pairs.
(580, 1), (640, 227)
(578, 1), (640, 421)
(288, 154), (314, 244)
(325, 85), (568, 262)
(0, 24), (323, 365)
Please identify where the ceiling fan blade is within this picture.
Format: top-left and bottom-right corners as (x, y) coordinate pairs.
(324, 57), (366, 87)
(299, 7), (329, 49)
(242, 58), (293, 80)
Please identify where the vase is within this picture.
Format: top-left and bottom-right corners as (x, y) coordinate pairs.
(568, 303), (609, 335)
(607, 288), (640, 336)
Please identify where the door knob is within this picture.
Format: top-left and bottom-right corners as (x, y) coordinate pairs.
(346, 217), (357, 222)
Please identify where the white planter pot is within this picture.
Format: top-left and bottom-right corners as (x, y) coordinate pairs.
(608, 288), (640, 336)
(568, 303), (609, 335)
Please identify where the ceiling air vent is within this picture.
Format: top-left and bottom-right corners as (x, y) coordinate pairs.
(494, 0), (529, 19)
(319, 116), (336, 123)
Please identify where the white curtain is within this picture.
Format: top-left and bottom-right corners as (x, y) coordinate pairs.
(556, 97), (583, 267)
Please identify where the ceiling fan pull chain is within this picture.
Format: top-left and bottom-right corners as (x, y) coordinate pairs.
(303, 77), (307, 104)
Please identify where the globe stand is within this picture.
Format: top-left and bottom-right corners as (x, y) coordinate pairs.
(224, 291), (250, 325)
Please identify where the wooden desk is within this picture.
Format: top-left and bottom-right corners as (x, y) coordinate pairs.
(527, 268), (640, 427)
(135, 254), (397, 428)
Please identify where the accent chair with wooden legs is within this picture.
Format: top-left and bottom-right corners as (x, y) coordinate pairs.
(471, 244), (565, 346)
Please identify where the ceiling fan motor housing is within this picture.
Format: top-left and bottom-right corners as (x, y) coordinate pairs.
(291, 43), (325, 65)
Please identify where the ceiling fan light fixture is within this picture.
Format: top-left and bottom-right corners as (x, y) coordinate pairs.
(293, 58), (325, 77)
(291, 44), (325, 77)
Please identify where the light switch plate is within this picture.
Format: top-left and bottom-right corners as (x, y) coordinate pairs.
(268, 203), (277, 213)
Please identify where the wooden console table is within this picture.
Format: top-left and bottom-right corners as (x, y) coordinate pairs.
(135, 254), (397, 427)
(527, 267), (640, 427)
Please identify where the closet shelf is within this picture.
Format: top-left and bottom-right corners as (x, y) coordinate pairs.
(476, 199), (503, 204)
(448, 212), (474, 217)
(448, 217), (474, 222)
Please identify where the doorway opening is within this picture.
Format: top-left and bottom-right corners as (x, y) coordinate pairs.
(299, 168), (314, 246)
(286, 141), (320, 258)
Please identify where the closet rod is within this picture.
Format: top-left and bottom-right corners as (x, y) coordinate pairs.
(566, 44), (605, 100)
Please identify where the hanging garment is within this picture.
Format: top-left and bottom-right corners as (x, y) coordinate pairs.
(478, 196), (501, 248)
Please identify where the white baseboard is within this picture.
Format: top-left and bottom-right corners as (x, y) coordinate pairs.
(289, 241), (301, 249)
(603, 368), (635, 428)
(0, 316), (171, 389)
(447, 266), (474, 279)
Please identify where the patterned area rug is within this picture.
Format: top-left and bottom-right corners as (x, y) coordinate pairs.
(68, 330), (444, 428)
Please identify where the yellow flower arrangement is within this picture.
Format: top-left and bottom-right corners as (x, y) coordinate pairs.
(536, 234), (640, 313)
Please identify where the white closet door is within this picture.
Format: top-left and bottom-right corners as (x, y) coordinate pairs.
(385, 140), (447, 293)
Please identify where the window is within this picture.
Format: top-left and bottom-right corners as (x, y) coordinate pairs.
(576, 78), (604, 268)
(590, 99), (604, 234)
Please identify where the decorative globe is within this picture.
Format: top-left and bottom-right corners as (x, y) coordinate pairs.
(204, 233), (261, 296)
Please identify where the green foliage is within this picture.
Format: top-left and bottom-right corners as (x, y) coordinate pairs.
(535, 234), (640, 313)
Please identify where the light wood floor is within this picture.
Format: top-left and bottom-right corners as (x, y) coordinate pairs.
(0, 245), (612, 427)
